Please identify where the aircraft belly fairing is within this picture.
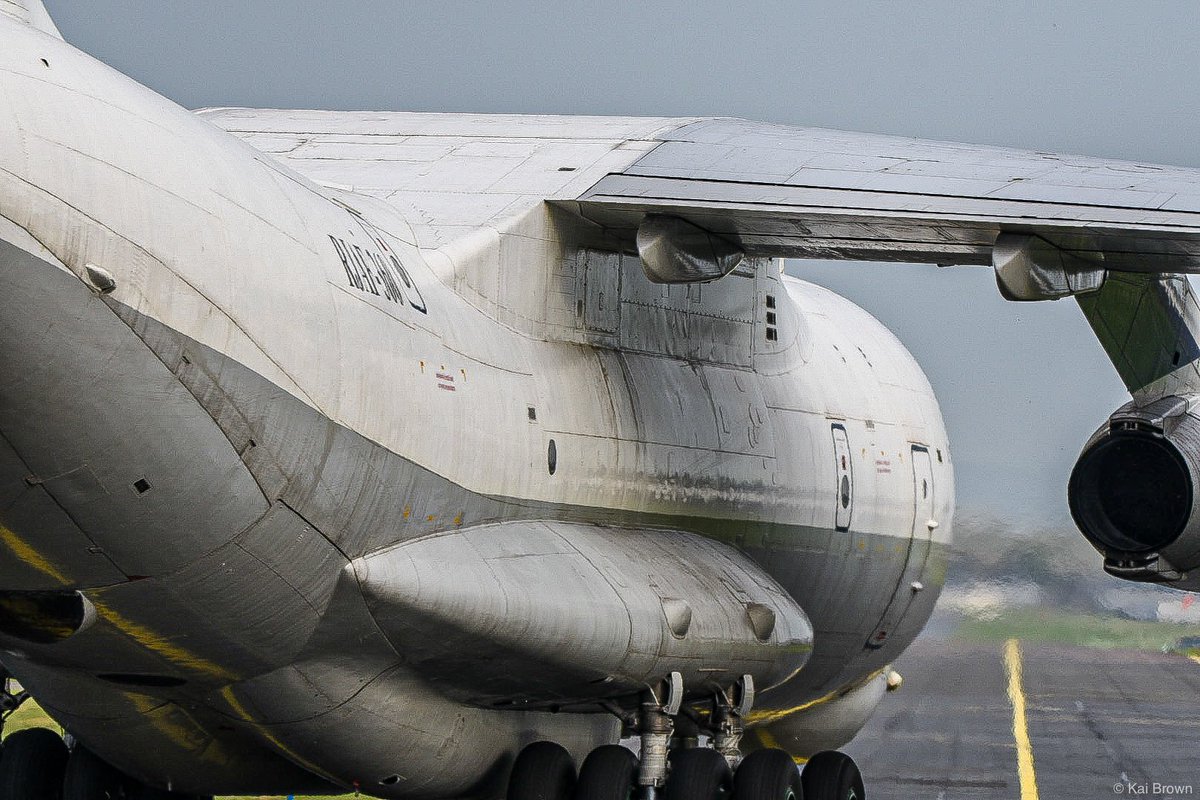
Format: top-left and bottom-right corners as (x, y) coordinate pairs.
(356, 522), (814, 704)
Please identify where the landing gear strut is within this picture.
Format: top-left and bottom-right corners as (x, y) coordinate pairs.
(637, 672), (682, 799)
(658, 674), (751, 800)
(710, 675), (754, 770)
(508, 672), (868, 800)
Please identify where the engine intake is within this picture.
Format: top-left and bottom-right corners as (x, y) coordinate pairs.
(1069, 396), (1200, 586)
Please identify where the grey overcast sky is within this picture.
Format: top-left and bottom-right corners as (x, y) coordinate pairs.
(41, 1), (1200, 518)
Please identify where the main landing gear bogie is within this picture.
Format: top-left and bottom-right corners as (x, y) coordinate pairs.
(507, 672), (867, 800)
(0, 726), (212, 800)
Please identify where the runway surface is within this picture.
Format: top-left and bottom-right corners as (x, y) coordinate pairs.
(843, 637), (1200, 799)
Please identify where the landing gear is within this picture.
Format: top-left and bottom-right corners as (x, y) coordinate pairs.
(0, 727), (70, 800)
(518, 673), (867, 800)
(507, 741), (577, 800)
(800, 751), (865, 800)
(735, 749), (802, 800)
(710, 676), (754, 770)
(572, 745), (639, 800)
(63, 745), (129, 800)
(635, 673), (682, 799)
(0, 727), (211, 800)
(662, 748), (731, 800)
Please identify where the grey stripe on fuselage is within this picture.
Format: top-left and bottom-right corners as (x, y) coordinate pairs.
(114, 262), (946, 710)
(0, 239), (943, 793)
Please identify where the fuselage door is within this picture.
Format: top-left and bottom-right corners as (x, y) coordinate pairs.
(831, 423), (853, 532)
(865, 444), (936, 649)
(912, 447), (935, 542)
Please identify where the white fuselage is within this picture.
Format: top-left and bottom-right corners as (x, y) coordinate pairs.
(0, 17), (953, 797)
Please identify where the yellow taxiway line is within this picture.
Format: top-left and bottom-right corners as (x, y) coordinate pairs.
(1004, 638), (1040, 800)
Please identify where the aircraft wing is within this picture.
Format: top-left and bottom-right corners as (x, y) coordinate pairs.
(561, 118), (1200, 275)
(206, 110), (1200, 397)
(198, 109), (693, 250)
(558, 119), (1200, 402)
(204, 110), (1200, 273)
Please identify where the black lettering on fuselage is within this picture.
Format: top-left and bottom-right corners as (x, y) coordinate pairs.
(329, 236), (364, 291)
(348, 244), (382, 296)
(389, 254), (427, 313)
(328, 232), (428, 314)
(371, 250), (403, 304)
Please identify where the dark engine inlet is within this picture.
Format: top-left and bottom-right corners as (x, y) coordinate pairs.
(1068, 397), (1200, 586)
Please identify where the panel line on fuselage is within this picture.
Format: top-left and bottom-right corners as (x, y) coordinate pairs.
(218, 685), (338, 782)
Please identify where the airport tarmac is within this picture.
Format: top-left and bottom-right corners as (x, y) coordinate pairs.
(844, 637), (1200, 799)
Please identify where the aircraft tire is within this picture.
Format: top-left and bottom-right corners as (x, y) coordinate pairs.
(0, 727), (69, 800)
(662, 748), (731, 800)
(63, 745), (129, 800)
(734, 748), (803, 800)
(572, 745), (638, 800)
(800, 751), (865, 800)
(508, 741), (576, 800)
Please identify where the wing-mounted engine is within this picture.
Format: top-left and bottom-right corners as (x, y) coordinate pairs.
(352, 521), (814, 708)
(1070, 396), (1200, 588)
(993, 235), (1200, 589)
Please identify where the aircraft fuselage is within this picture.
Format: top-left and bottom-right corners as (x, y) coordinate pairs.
(0, 18), (952, 798)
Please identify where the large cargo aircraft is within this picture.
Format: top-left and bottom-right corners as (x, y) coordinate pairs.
(1, 3), (1197, 799)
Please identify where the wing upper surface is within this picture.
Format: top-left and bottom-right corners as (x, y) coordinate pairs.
(203, 110), (1200, 271)
(198, 109), (691, 249)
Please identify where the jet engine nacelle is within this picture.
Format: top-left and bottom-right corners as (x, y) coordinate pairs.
(1069, 396), (1200, 589)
